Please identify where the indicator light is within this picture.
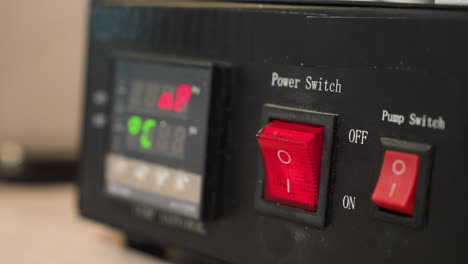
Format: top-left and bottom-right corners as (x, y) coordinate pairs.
(257, 120), (324, 212)
(371, 150), (420, 215)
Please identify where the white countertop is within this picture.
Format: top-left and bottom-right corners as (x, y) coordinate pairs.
(0, 182), (169, 264)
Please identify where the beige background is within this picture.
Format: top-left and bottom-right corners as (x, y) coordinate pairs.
(0, 183), (169, 264)
(0, 0), (88, 160)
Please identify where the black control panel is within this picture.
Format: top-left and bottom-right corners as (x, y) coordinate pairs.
(79, 1), (468, 263)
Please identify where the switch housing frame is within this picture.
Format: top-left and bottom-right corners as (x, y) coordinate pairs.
(255, 104), (336, 227)
(373, 137), (433, 228)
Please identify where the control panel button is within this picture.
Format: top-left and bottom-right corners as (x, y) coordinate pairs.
(257, 120), (324, 212)
(91, 112), (107, 129)
(92, 90), (108, 106)
(371, 150), (420, 215)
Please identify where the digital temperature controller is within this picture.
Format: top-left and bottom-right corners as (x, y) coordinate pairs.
(105, 59), (213, 219)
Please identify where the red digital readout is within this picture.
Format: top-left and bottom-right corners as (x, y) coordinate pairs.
(157, 92), (175, 110)
(157, 84), (192, 112)
(174, 84), (192, 111)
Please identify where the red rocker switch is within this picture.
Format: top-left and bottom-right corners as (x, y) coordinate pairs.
(257, 120), (324, 212)
(372, 150), (420, 216)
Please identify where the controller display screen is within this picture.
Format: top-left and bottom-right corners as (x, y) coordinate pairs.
(105, 60), (212, 219)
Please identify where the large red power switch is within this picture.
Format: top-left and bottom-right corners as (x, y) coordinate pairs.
(371, 150), (420, 215)
(257, 120), (324, 212)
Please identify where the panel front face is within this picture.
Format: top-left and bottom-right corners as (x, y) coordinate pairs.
(106, 60), (212, 219)
(79, 2), (468, 264)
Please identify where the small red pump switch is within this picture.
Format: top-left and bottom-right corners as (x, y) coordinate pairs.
(257, 120), (324, 212)
(371, 150), (420, 215)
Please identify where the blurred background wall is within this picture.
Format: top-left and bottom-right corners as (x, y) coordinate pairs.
(0, 0), (88, 162)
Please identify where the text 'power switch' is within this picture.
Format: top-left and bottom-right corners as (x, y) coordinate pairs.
(257, 120), (324, 212)
(372, 150), (420, 216)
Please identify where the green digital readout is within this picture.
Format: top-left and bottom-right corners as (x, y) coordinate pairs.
(127, 116), (142, 135)
(127, 115), (157, 149)
(140, 119), (156, 149)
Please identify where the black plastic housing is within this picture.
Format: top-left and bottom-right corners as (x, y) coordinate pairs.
(79, 1), (468, 264)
